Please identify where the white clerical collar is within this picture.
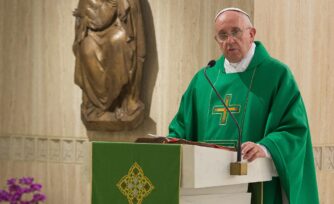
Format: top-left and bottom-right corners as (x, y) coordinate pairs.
(224, 42), (256, 73)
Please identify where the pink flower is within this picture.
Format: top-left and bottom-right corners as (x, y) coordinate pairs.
(0, 177), (46, 203)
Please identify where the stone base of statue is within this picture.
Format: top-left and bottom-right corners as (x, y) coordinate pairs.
(81, 102), (145, 132)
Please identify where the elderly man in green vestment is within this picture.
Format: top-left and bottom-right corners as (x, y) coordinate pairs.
(168, 8), (319, 204)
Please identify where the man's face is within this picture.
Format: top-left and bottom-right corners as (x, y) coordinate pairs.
(215, 11), (256, 63)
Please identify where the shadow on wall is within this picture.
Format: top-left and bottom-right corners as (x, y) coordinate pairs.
(87, 0), (159, 141)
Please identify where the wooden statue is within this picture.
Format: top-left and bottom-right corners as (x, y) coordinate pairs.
(72, 0), (146, 131)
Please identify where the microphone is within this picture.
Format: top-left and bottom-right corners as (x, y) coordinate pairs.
(207, 60), (216, 68)
(203, 60), (244, 170)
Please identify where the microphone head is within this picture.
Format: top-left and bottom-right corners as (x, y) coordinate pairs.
(207, 60), (216, 68)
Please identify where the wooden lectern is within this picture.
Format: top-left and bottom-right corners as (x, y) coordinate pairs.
(91, 142), (277, 204)
(180, 145), (277, 204)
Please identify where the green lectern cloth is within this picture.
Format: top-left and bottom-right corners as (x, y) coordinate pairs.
(92, 142), (181, 204)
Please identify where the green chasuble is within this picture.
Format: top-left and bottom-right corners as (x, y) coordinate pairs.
(168, 41), (319, 204)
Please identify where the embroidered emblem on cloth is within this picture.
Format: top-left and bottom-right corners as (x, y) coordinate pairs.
(212, 94), (241, 125)
(117, 162), (154, 204)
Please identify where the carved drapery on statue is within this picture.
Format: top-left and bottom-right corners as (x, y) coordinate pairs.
(73, 0), (146, 131)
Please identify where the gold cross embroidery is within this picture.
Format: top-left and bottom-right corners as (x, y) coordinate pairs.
(212, 94), (241, 125)
(117, 162), (154, 204)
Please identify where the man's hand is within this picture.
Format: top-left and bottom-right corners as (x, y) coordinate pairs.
(241, 142), (267, 162)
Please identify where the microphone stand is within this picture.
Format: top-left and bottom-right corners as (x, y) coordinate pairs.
(204, 61), (247, 175)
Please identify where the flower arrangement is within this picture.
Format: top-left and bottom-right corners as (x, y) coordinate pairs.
(0, 177), (46, 204)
